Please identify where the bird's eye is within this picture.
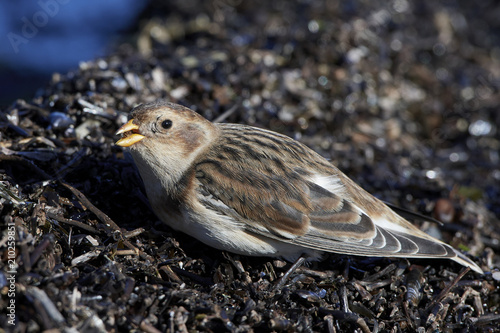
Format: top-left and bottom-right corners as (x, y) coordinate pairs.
(161, 119), (172, 129)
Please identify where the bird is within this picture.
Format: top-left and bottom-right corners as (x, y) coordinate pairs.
(115, 100), (483, 274)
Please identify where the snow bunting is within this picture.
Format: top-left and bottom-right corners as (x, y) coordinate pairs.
(116, 100), (483, 274)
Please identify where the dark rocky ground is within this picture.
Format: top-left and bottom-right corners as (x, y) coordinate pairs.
(1, 1), (500, 332)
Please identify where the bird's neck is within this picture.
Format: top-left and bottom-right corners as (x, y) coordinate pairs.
(130, 149), (183, 198)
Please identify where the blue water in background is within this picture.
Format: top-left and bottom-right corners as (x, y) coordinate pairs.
(0, 0), (148, 107)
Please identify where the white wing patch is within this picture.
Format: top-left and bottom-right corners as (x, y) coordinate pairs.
(309, 174), (346, 197)
(311, 173), (420, 236)
(373, 217), (417, 234)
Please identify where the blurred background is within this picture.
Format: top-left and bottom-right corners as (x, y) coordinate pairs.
(0, 0), (148, 106)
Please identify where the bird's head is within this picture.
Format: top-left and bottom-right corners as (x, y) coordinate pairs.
(116, 101), (217, 193)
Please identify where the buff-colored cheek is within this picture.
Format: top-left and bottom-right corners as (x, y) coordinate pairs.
(178, 125), (203, 152)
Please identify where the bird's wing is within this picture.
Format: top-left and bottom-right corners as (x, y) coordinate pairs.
(195, 158), (457, 259)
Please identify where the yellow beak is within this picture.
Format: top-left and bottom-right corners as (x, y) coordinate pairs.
(115, 119), (145, 147)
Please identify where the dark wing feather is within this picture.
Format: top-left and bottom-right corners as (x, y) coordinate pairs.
(196, 158), (313, 238)
(195, 155), (380, 245)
